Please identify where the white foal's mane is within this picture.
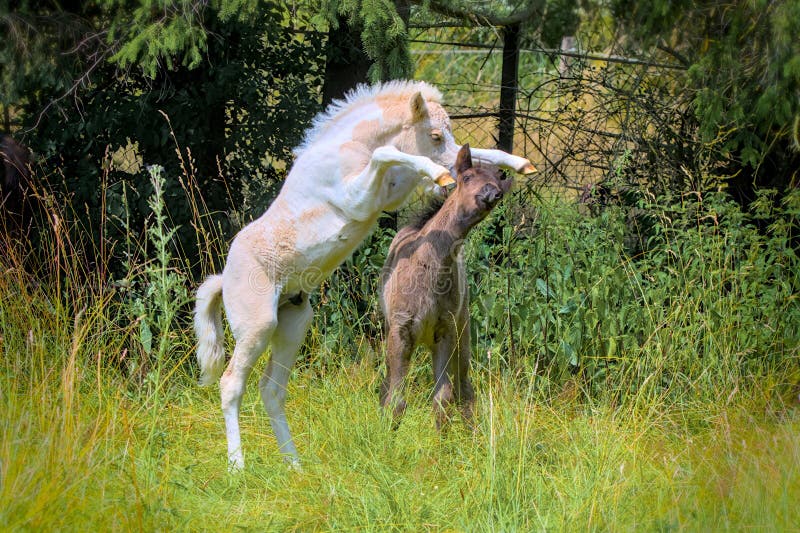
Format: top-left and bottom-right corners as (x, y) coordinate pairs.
(294, 80), (444, 156)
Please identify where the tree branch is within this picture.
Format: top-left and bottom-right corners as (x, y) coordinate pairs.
(25, 47), (112, 132)
(413, 0), (545, 27)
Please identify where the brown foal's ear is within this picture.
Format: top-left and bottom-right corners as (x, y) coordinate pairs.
(455, 144), (473, 176)
(410, 91), (429, 122)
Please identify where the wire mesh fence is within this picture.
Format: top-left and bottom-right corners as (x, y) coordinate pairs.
(412, 29), (693, 199)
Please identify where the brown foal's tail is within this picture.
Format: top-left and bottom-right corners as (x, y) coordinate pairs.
(194, 274), (226, 386)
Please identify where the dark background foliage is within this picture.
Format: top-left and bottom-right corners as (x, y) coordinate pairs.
(3, 2), (325, 271)
(3, 1), (798, 246)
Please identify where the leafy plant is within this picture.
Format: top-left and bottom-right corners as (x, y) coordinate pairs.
(117, 165), (190, 383)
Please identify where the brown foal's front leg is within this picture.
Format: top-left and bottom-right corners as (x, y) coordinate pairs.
(380, 324), (414, 422)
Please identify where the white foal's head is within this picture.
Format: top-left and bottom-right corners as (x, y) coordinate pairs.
(393, 92), (461, 172)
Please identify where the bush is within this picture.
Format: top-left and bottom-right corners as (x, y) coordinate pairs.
(462, 185), (799, 401)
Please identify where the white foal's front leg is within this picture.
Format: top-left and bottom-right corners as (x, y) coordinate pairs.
(466, 146), (536, 175)
(341, 145), (452, 220)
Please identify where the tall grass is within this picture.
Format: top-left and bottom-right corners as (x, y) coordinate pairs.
(0, 167), (798, 530)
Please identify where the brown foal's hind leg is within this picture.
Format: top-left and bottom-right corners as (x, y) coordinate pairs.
(432, 336), (456, 431)
(454, 308), (476, 429)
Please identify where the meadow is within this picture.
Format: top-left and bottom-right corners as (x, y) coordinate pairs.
(1, 165), (798, 531)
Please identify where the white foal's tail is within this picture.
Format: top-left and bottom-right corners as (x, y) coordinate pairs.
(194, 274), (226, 386)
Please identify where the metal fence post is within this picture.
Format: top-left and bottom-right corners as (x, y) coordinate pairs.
(498, 22), (520, 152)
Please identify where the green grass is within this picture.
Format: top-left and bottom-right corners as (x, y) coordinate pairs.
(2, 305), (798, 531)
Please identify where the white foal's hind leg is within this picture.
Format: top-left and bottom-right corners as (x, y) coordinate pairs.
(221, 320), (276, 471)
(220, 285), (280, 472)
(259, 294), (313, 469)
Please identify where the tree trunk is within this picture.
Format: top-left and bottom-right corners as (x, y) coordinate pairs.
(322, 15), (371, 106)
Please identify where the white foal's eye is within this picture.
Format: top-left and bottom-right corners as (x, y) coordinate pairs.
(430, 130), (443, 143)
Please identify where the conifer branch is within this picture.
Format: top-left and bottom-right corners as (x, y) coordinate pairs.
(416, 0), (545, 27)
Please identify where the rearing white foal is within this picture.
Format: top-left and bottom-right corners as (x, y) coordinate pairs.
(194, 80), (534, 470)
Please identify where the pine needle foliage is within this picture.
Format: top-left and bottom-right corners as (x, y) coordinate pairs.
(319, 0), (414, 81)
(105, 0), (263, 77)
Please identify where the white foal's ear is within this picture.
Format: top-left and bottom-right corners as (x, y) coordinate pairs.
(410, 91), (429, 121)
(456, 143), (473, 175)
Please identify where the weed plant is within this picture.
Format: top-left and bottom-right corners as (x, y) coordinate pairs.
(0, 165), (798, 530)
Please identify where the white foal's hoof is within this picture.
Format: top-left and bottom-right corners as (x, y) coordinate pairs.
(228, 453), (245, 473)
(519, 161), (537, 175)
(285, 455), (303, 473)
